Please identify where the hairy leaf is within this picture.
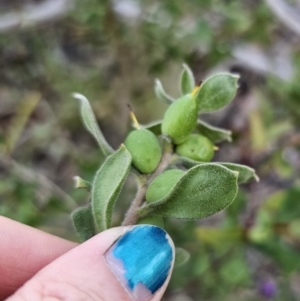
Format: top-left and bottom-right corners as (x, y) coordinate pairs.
(195, 73), (239, 113)
(180, 64), (195, 95)
(178, 157), (258, 184)
(140, 163), (238, 220)
(196, 119), (232, 143)
(154, 79), (174, 105)
(92, 145), (131, 231)
(175, 248), (190, 267)
(72, 204), (96, 242)
(220, 163), (259, 183)
(73, 176), (92, 192)
(73, 93), (114, 156)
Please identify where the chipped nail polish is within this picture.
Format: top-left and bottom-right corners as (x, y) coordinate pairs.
(105, 225), (174, 301)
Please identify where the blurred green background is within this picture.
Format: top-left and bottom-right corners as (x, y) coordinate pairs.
(1, 0), (300, 300)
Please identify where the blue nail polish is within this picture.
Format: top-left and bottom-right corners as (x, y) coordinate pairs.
(105, 225), (174, 301)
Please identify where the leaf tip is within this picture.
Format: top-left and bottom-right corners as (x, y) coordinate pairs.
(119, 144), (132, 157)
(72, 92), (84, 100)
(231, 73), (240, 79)
(231, 73), (240, 87)
(73, 176), (92, 191)
(154, 78), (161, 86)
(175, 247), (190, 267)
(72, 93), (90, 104)
(73, 176), (81, 188)
(182, 62), (188, 69)
(233, 171), (240, 178)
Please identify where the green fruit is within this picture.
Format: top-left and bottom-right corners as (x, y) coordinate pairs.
(162, 94), (198, 144)
(146, 169), (185, 203)
(176, 134), (214, 162)
(124, 128), (161, 174)
(138, 216), (164, 228)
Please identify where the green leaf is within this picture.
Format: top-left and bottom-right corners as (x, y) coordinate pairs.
(220, 163), (259, 184)
(178, 157), (258, 184)
(142, 120), (162, 136)
(73, 176), (92, 192)
(73, 93), (114, 156)
(72, 204), (96, 242)
(175, 247), (190, 267)
(92, 145), (132, 231)
(154, 79), (174, 105)
(195, 73), (239, 113)
(140, 163), (238, 220)
(180, 64), (195, 95)
(196, 119), (232, 143)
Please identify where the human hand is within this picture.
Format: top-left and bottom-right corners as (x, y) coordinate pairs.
(0, 216), (174, 301)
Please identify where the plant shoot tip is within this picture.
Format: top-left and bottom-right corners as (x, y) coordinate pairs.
(127, 105), (140, 129)
(191, 86), (200, 97)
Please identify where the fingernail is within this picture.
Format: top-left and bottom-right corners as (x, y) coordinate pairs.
(105, 225), (174, 301)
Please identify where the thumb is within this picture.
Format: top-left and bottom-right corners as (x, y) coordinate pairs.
(7, 225), (175, 301)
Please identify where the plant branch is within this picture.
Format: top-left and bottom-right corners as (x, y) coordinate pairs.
(122, 137), (173, 226)
(121, 182), (148, 226)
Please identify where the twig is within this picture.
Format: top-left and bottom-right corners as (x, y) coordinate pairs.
(122, 137), (173, 225)
(121, 182), (148, 226)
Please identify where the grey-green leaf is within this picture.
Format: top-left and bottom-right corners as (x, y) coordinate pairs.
(92, 145), (132, 231)
(143, 120), (162, 136)
(178, 157), (259, 184)
(154, 79), (175, 105)
(140, 163), (238, 220)
(73, 93), (114, 156)
(219, 163), (259, 183)
(72, 204), (96, 242)
(195, 73), (239, 113)
(73, 176), (92, 192)
(175, 247), (190, 267)
(196, 119), (232, 143)
(180, 64), (195, 95)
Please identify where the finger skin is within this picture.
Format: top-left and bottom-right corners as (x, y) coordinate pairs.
(7, 226), (174, 301)
(7, 227), (129, 301)
(0, 216), (76, 300)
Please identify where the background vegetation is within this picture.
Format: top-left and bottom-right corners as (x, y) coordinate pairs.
(0, 0), (300, 300)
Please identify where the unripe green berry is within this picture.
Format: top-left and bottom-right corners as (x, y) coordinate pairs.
(162, 94), (198, 144)
(176, 134), (214, 162)
(124, 128), (161, 174)
(146, 169), (185, 203)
